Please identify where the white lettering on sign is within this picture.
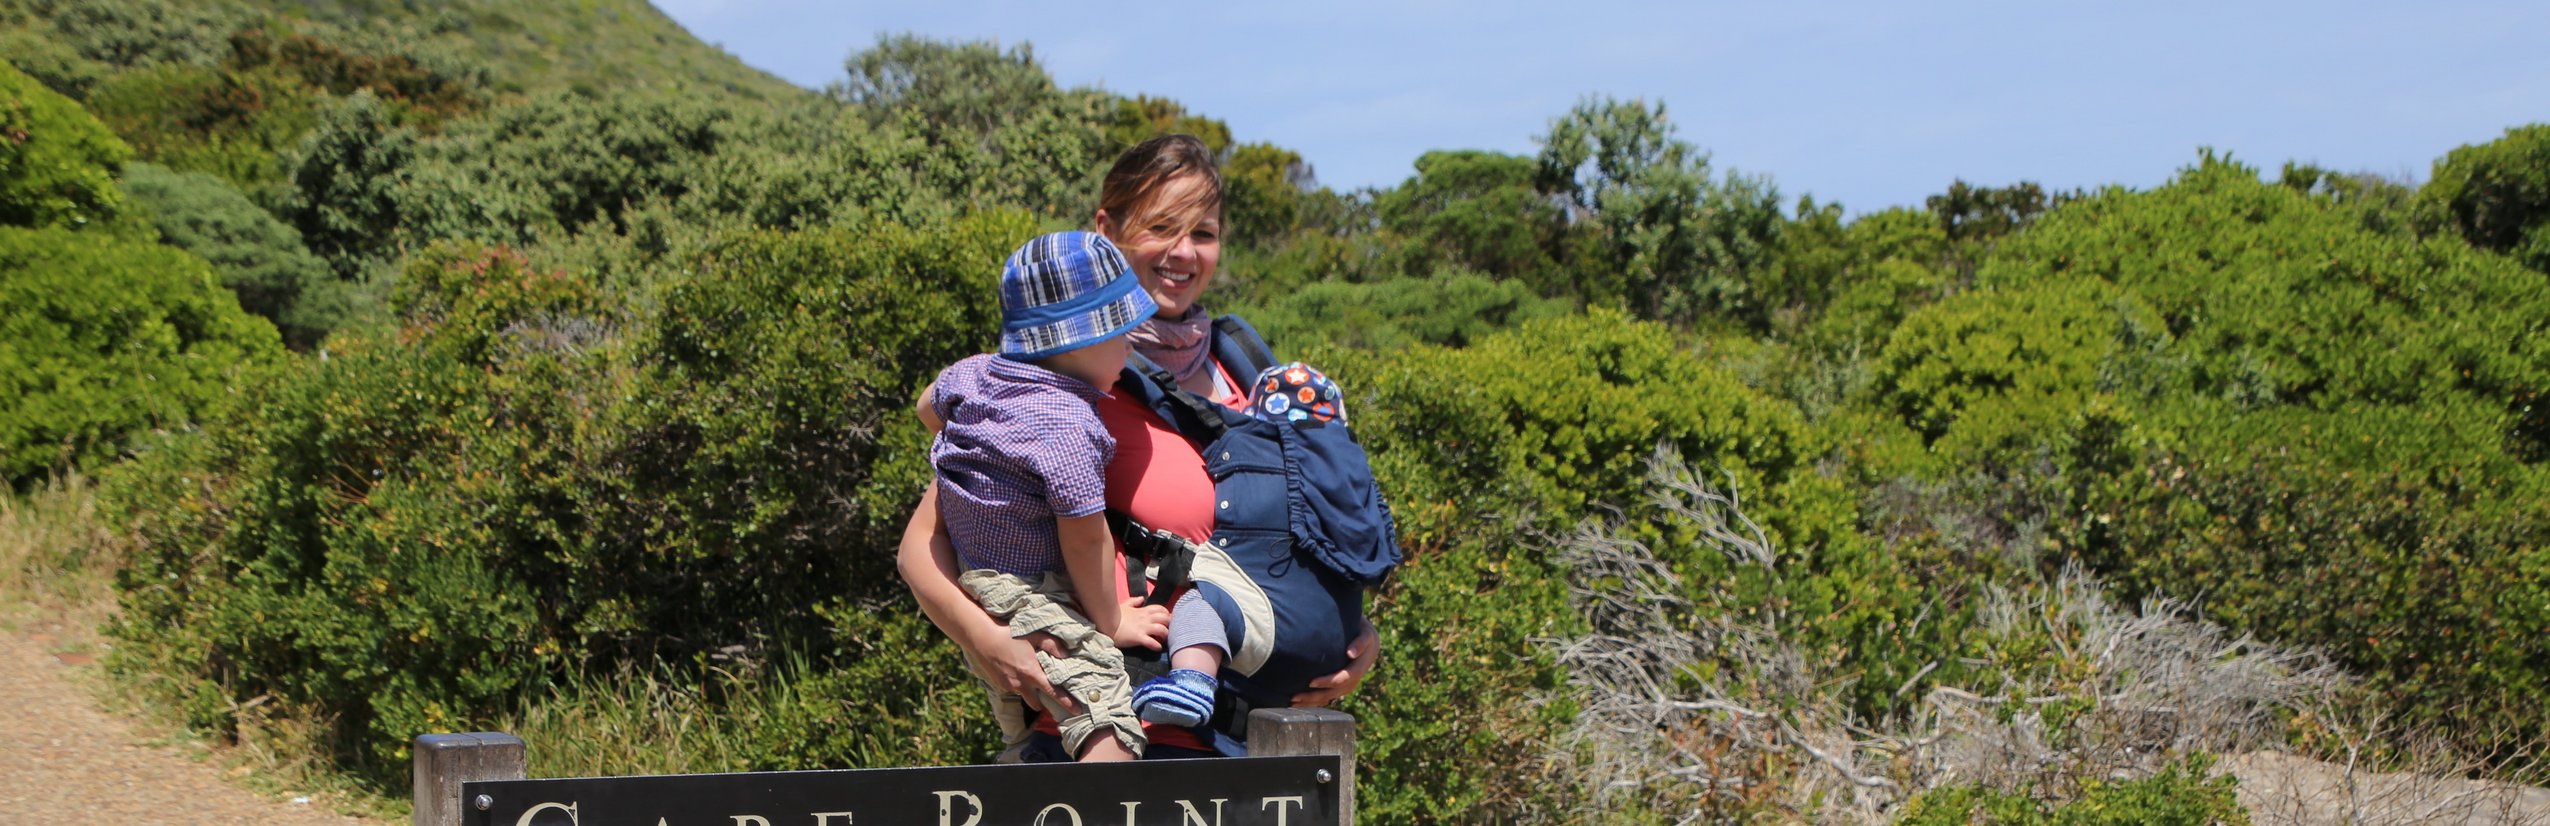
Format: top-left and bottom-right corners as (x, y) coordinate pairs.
(1175, 799), (1226, 826)
(811, 812), (854, 825)
(1032, 803), (1084, 826)
(732, 817), (772, 826)
(935, 790), (984, 826)
(1260, 796), (1305, 826)
(516, 802), (578, 826)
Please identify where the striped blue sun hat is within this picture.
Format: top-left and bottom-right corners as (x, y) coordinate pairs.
(997, 231), (1159, 361)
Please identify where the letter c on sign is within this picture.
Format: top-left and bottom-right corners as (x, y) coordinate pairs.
(516, 802), (579, 826)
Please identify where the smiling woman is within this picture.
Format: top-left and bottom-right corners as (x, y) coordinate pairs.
(896, 134), (1380, 764)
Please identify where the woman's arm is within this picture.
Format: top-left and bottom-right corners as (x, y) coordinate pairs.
(897, 485), (1078, 715)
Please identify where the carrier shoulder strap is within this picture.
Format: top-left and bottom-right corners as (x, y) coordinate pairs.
(1107, 353), (1224, 607)
(1211, 314), (1279, 381)
(1124, 351), (1229, 444)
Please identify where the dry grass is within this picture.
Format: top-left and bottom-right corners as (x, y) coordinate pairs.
(0, 473), (122, 640)
(1541, 448), (2350, 823)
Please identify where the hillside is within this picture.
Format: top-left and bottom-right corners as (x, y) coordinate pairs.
(9, 3), (2550, 823)
(244, 0), (808, 100)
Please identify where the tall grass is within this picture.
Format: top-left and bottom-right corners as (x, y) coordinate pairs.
(505, 651), (865, 779)
(0, 472), (119, 637)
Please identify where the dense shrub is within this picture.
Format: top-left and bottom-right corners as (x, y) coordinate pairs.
(1237, 269), (1572, 351)
(108, 211), (1025, 780)
(2084, 419), (2550, 756)
(1980, 156), (2550, 419)
(1310, 311), (1908, 819)
(1891, 155), (2550, 765)
(2416, 123), (2550, 272)
(119, 162), (342, 345)
(1899, 754), (2249, 826)
(7, 0), (250, 78)
(1, 61), (138, 231)
(1877, 278), (2163, 469)
(84, 63), (323, 190)
(273, 90), (418, 279)
(0, 225), (279, 484)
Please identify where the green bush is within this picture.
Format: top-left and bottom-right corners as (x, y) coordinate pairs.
(107, 211), (1025, 781)
(273, 90), (418, 279)
(1310, 311), (1889, 819)
(1899, 754), (2248, 825)
(2084, 412), (2550, 754)
(1980, 155), (2550, 419)
(119, 162), (341, 345)
(1900, 154), (2550, 764)
(1237, 269), (1572, 351)
(84, 63), (323, 191)
(7, 0), (250, 78)
(2416, 123), (2550, 272)
(1877, 278), (2162, 469)
(1, 60), (138, 231)
(0, 224), (279, 484)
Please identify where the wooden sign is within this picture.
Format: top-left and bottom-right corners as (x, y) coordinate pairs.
(458, 755), (1345, 826)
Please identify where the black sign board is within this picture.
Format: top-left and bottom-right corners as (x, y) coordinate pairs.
(461, 755), (1344, 826)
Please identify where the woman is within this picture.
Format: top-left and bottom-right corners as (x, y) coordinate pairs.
(898, 134), (1379, 761)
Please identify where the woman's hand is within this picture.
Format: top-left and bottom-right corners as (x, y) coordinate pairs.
(1291, 619), (1380, 707)
(966, 624), (1080, 717)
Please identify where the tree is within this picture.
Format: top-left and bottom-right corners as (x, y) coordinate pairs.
(1534, 97), (1782, 331)
(274, 90), (418, 279)
(1375, 149), (1570, 293)
(1924, 179), (2061, 245)
(1100, 94), (1231, 159)
(829, 35), (1104, 217)
(2416, 123), (2550, 272)
(1222, 141), (1314, 243)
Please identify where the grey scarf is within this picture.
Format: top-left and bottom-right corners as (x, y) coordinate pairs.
(1126, 306), (1219, 399)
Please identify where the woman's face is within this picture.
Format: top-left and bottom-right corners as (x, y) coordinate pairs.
(1102, 174), (1222, 320)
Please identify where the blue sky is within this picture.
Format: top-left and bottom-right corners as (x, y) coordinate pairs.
(655, 1), (2550, 214)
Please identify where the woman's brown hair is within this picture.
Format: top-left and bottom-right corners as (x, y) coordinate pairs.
(1097, 134), (1223, 242)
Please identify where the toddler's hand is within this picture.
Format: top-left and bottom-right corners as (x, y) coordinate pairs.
(1110, 597), (1171, 650)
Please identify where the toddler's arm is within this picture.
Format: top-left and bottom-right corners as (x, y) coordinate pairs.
(914, 380), (944, 433)
(1057, 512), (1168, 650)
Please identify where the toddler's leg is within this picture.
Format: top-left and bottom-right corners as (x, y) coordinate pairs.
(962, 569), (1146, 761)
(1133, 664), (1218, 727)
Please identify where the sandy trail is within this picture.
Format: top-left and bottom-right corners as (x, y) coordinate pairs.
(0, 626), (384, 825)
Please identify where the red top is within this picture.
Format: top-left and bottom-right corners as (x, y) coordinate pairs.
(1027, 385), (1219, 752)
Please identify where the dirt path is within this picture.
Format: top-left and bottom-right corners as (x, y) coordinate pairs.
(2225, 750), (2550, 826)
(0, 627), (386, 825)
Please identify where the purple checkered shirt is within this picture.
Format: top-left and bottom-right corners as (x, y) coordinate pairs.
(930, 354), (1116, 577)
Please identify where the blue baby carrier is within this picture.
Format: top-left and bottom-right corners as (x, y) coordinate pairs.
(1111, 316), (1401, 753)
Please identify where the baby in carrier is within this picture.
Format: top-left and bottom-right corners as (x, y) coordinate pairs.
(1127, 360), (1400, 743)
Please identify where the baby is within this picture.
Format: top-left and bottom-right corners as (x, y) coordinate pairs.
(1130, 360), (1393, 737)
